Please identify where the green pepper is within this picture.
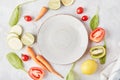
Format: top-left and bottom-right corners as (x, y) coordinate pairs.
(90, 46), (106, 59)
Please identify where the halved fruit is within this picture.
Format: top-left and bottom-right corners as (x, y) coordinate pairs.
(21, 32), (35, 46)
(7, 33), (19, 40)
(90, 46), (106, 59)
(8, 37), (23, 50)
(10, 25), (23, 35)
(61, 0), (74, 6)
(48, 0), (61, 10)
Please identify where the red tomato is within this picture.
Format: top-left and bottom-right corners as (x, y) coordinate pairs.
(28, 67), (44, 80)
(24, 15), (32, 22)
(90, 27), (105, 42)
(81, 15), (88, 21)
(76, 7), (84, 14)
(21, 54), (29, 61)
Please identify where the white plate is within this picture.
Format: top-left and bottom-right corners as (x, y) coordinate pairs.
(38, 14), (88, 64)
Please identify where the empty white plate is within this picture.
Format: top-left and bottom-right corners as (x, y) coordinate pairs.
(37, 14), (88, 64)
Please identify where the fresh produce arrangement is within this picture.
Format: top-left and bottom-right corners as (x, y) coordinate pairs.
(6, 0), (108, 80)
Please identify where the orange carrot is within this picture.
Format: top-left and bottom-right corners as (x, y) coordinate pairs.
(36, 55), (64, 78)
(34, 6), (48, 21)
(27, 46), (48, 71)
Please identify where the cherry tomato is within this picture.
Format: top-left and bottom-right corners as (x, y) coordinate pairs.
(76, 7), (84, 14)
(90, 27), (105, 43)
(81, 15), (88, 21)
(28, 67), (44, 80)
(21, 54), (29, 61)
(24, 15), (32, 22)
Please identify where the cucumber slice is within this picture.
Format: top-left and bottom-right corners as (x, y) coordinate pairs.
(21, 32), (35, 46)
(61, 0), (74, 6)
(8, 37), (23, 50)
(7, 33), (19, 40)
(10, 25), (23, 35)
(48, 0), (61, 10)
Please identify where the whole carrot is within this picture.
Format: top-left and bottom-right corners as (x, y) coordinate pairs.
(36, 55), (64, 78)
(27, 46), (48, 71)
(34, 6), (48, 21)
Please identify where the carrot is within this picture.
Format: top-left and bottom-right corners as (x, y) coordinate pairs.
(36, 55), (64, 78)
(27, 46), (49, 71)
(34, 6), (48, 21)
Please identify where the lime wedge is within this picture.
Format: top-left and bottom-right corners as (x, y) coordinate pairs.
(61, 0), (74, 6)
(48, 0), (61, 10)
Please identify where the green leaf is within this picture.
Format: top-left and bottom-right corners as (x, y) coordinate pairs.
(9, 0), (36, 27)
(99, 55), (106, 64)
(99, 40), (107, 64)
(6, 52), (26, 72)
(9, 5), (20, 27)
(66, 63), (75, 80)
(90, 13), (99, 30)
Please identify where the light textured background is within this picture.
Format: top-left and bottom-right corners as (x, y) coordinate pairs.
(0, 0), (120, 80)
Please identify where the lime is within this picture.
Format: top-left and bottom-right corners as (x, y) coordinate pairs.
(61, 0), (74, 6)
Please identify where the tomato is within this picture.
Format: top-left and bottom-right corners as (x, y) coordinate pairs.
(21, 54), (29, 61)
(81, 15), (88, 21)
(76, 7), (84, 14)
(24, 15), (32, 22)
(90, 27), (105, 42)
(28, 67), (44, 80)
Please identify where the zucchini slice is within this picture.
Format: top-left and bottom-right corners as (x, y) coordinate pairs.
(21, 32), (35, 46)
(10, 25), (23, 35)
(8, 37), (23, 50)
(61, 0), (74, 6)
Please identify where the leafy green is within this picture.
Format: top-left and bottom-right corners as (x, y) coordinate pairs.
(66, 63), (75, 80)
(9, 0), (36, 27)
(6, 52), (26, 72)
(90, 12), (99, 30)
(9, 5), (20, 27)
(99, 40), (107, 64)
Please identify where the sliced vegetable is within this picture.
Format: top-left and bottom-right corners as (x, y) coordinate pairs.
(9, 5), (20, 27)
(48, 0), (61, 10)
(36, 55), (63, 78)
(61, 0), (74, 6)
(24, 15), (32, 22)
(34, 7), (48, 21)
(90, 12), (99, 30)
(27, 47), (48, 70)
(28, 67), (44, 80)
(10, 25), (23, 35)
(90, 46), (106, 59)
(6, 52), (26, 72)
(7, 32), (19, 40)
(90, 27), (105, 43)
(76, 7), (84, 14)
(66, 63), (75, 80)
(8, 37), (23, 50)
(21, 54), (30, 61)
(81, 15), (88, 21)
(21, 32), (35, 46)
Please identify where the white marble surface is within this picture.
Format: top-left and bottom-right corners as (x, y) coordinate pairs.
(0, 0), (120, 80)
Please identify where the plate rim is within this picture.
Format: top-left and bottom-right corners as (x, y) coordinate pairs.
(37, 14), (88, 64)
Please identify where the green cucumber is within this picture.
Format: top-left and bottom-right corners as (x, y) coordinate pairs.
(21, 32), (35, 46)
